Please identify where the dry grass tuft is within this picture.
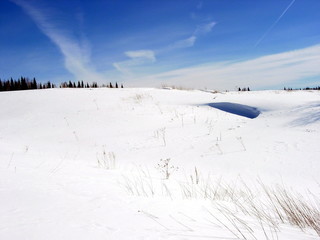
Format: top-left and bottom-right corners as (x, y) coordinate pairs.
(121, 166), (320, 238)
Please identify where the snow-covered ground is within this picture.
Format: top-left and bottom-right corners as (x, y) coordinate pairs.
(0, 88), (319, 239)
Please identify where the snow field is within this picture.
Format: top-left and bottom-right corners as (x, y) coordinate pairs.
(0, 88), (320, 239)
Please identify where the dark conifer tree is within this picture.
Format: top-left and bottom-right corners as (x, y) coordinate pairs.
(32, 78), (37, 89)
(17, 79), (21, 90)
(21, 77), (28, 90)
(10, 78), (14, 90)
(5, 81), (10, 91)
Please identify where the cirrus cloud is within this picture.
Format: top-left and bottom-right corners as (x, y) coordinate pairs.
(113, 49), (156, 75)
(130, 44), (320, 90)
(10, 0), (107, 83)
(125, 50), (156, 62)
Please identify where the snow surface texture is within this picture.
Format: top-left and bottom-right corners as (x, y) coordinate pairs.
(0, 88), (320, 239)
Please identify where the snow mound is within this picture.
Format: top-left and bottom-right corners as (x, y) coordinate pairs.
(207, 102), (260, 119)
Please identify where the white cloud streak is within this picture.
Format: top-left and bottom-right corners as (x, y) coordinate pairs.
(255, 0), (296, 47)
(168, 21), (216, 51)
(113, 50), (156, 75)
(113, 20), (215, 75)
(194, 21), (216, 35)
(132, 44), (320, 90)
(171, 36), (197, 49)
(125, 50), (156, 62)
(11, 0), (107, 83)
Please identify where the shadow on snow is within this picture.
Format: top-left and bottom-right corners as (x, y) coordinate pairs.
(290, 102), (320, 126)
(206, 102), (260, 119)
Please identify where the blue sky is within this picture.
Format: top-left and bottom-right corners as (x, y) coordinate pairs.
(0, 0), (319, 90)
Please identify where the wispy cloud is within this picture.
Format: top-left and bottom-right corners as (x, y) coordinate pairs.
(131, 44), (320, 90)
(170, 21), (216, 50)
(113, 49), (156, 75)
(125, 50), (156, 62)
(255, 0), (296, 47)
(113, 20), (216, 75)
(10, 0), (107, 83)
(194, 21), (216, 35)
(171, 36), (197, 49)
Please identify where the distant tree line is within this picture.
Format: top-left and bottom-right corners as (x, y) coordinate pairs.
(284, 86), (320, 91)
(59, 81), (123, 89)
(0, 77), (124, 92)
(0, 77), (54, 92)
(238, 87), (251, 91)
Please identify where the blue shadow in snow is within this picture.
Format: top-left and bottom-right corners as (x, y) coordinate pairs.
(207, 102), (260, 119)
(290, 102), (320, 126)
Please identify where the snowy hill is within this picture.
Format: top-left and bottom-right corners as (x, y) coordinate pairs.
(1, 88), (319, 239)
